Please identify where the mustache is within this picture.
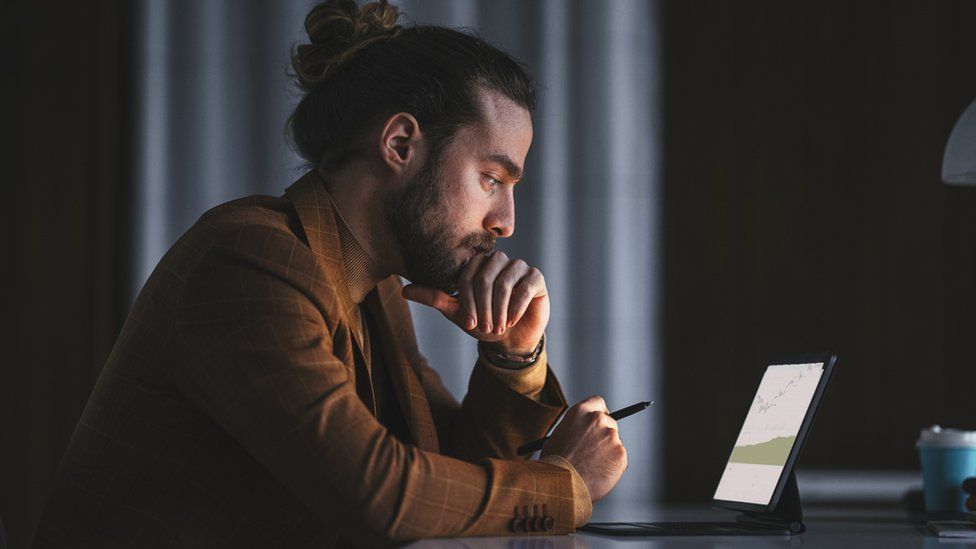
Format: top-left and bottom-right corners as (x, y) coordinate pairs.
(443, 233), (497, 297)
(462, 232), (496, 254)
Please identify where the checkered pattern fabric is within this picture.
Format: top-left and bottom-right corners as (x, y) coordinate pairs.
(32, 171), (576, 547)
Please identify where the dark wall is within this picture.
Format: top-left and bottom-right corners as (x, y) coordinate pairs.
(662, 1), (976, 502)
(1, 2), (133, 547)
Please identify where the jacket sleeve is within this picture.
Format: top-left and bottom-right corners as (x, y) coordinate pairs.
(381, 277), (569, 462)
(169, 224), (577, 545)
(410, 332), (594, 526)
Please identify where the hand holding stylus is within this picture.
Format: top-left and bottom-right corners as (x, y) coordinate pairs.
(539, 396), (629, 503)
(518, 401), (652, 455)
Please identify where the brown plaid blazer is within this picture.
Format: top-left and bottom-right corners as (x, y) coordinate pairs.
(34, 171), (577, 547)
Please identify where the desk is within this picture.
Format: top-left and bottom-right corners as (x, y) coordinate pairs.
(406, 503), (953, 548)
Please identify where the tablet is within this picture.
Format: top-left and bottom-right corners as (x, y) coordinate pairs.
(712, 352), (836, 514)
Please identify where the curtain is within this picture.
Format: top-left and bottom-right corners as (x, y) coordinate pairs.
(4, 1), (133, 546)
(133, 0), (661, 506)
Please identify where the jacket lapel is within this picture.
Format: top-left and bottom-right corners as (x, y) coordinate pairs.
(284, 171), (375, 414)
(364, 283), (440, 453)
(284, 170), (440, 451)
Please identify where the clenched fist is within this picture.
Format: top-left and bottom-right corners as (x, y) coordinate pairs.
(401, 251), (548, 356)
(540, 396), (628, 502)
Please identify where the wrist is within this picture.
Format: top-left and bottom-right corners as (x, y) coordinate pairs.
(481, 334), (545, 369)
(487, 333), (544, 356)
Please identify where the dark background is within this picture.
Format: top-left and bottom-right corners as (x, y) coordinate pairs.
(3, 0), (976, 547)
(3, 2), (134, 547)
(661, 1), (976, 502)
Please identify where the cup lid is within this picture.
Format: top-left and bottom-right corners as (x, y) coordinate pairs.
(917, 425), (976, 448)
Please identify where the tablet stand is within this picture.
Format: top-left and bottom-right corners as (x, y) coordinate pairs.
(734, 470), (805, 534)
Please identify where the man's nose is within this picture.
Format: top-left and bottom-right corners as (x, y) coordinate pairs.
(485, 191), (515, 238)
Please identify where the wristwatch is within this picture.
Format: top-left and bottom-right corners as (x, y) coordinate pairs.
(480, 334), (545, 369)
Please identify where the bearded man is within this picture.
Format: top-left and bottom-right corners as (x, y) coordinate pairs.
(34, 1), (627, 546)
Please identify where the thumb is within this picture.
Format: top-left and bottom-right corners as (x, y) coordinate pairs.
(402, 284), (460, 318)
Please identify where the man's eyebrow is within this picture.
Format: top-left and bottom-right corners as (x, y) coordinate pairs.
(481, 153), (523, 181)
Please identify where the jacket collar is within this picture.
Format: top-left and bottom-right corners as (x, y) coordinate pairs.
(283, 170), (360, 333)
(283, 170), (440, 452)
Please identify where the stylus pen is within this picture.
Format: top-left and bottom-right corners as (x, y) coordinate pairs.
(516, 400), (653, 456)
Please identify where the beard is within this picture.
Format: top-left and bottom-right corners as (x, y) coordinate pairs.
(387, 153), (495, 293)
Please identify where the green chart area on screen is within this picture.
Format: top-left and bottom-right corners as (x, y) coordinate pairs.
(728, 435), (796, 466)
(713, 363), (825, 505)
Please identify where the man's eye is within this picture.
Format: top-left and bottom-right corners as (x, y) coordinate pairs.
(484, 175), (501, 189)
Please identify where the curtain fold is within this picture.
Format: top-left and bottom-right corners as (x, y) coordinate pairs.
(133, 0), (661, 505)
(4, 2), (133, 546)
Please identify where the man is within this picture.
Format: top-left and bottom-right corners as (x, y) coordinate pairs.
(34, 1), (627, 546)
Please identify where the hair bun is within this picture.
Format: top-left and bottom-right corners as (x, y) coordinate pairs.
(292, 0), (401, 90)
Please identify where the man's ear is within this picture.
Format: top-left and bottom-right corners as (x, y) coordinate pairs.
(379, 112), (423, 175)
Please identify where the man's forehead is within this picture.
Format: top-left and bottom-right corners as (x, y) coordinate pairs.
(477, 88), (527, 122)
(467, 88), (533, 167)
(479, 89), (531, 129)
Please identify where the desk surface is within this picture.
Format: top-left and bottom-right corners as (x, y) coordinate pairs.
(406, 503), (960, 548)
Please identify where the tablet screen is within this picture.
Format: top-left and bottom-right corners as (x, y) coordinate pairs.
(712, 362), (825, 505)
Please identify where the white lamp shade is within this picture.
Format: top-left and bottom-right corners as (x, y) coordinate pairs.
(943, 98), (976, 185)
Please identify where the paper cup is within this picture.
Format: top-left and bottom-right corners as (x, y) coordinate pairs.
(917, 425), (976, 513)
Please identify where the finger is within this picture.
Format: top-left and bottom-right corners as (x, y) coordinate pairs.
(581, 395), (606, 412)
(457, 254), (488, 331)
(472, 251), (508, 334)
(587, 410), (608, 428)
(492, 259), (529, 335)
(506, 267), (546, 327)
(601, 414), (619, 431)
(401, 284), (461, 321)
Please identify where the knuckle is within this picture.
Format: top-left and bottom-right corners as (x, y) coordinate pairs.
(476, 277), (492, 294)
(494, 276), (515, 292)
(580, 396), (604, 411)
